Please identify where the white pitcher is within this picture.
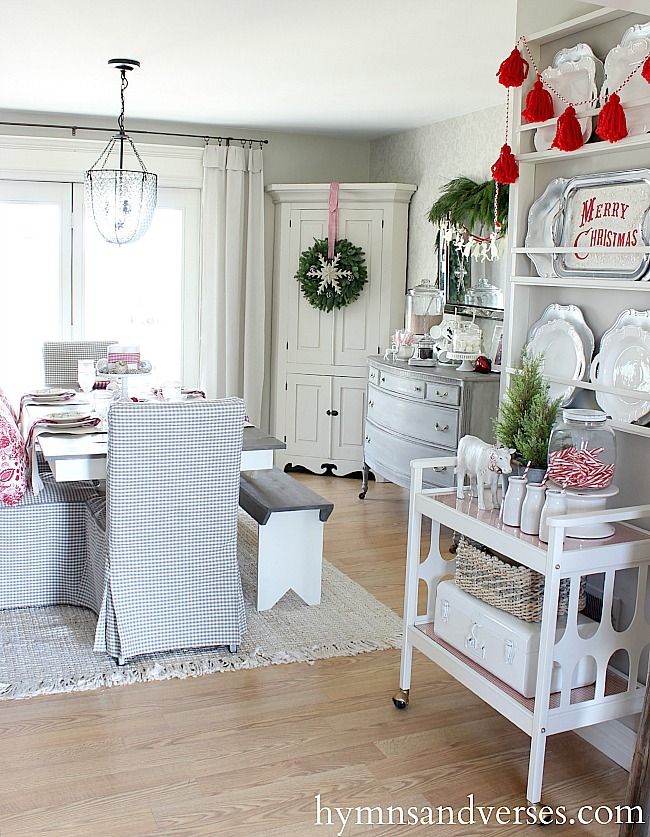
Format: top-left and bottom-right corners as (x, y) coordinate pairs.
(502, 476), (527, 528)
(538, 488), (568, 543)
(520, 483), (546, 536)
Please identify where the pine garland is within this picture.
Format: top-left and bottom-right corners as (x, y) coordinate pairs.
(428, 177), (509, 236)
(493, 349), (561, 469)
(296, 238), (368, 312)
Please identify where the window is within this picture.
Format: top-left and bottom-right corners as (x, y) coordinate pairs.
(0, 180), (200, 403)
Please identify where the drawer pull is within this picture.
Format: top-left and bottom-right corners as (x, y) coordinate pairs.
(368, 400), (374, 408)
(435, 422), (449, 432)
(380, 376), (386, 383)
(365, 435), (370, 443)
(435, 389), (448, 398)
(414, 385), (421, 392)
(433, 466), (447, 472)
(326, 409), (339, 416)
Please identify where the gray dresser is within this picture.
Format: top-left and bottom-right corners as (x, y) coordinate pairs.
(360, 356), (500, 496)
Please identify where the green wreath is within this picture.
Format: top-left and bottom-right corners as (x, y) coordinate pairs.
(296, 238), (368, 312)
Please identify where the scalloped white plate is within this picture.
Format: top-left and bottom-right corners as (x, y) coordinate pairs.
(527, 319), (585, 405)
(591, 324), (650, 423)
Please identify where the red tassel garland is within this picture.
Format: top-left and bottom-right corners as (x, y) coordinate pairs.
(521, 76), (554, 123)
(491, 144), (519, 184)
(642, 55), (650, 84)
(596, 92), (628, 142)
(551, 106), (584, 152)
(496, 47), (529, 88)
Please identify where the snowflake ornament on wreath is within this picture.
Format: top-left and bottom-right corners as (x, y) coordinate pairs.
(296, 238), (368, 312)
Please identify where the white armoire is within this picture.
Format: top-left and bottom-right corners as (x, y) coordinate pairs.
(267, 182), (416, 475)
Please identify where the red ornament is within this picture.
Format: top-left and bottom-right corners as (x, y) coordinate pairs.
(521, 76), (554, 123)
(491, 144), (519, 184)
(496, 47), (529, 88)
(551, 106), (584, 152)
(474, 356), (492, 374)
(596, 92), (628, 143)
(642, 55), (650, 84)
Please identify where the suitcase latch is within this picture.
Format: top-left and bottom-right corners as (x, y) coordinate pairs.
(441, 600), (450, 622)
(464, 622), (485, 659)
(504, 639), (515, 665)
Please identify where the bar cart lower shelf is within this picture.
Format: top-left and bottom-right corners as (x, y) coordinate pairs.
(396, 456), (650, 809)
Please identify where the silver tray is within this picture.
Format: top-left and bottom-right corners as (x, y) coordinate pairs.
(553, 169), (650, 280)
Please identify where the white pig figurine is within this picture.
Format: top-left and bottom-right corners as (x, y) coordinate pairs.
(456, 435), (515, 511)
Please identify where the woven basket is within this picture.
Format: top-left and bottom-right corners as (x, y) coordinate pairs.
(454, 538), (586, 622)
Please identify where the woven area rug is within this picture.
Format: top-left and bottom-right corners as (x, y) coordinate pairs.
(0, 513), (402, 700)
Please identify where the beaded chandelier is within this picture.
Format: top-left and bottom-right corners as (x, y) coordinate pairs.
(84, 59), (157, 245)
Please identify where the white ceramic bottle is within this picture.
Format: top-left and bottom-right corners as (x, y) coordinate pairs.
(520, 482), (546, 536)
(502, 476), (527, 527)
(538, 488), (568, 543)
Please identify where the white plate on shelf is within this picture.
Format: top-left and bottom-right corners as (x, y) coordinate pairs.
(527, 319), (585, 405)
(590, 324), (650, 423)
(534, 44), (602, 152)
(601, 24), (650, 138)
(524, 178), (568, 277)
(529, 303), (594, 371)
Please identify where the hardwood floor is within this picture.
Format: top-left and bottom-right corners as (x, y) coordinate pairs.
(0, 475), (630, 836)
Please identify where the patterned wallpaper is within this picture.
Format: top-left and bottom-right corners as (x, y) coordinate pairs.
(369, 103), (507, 293)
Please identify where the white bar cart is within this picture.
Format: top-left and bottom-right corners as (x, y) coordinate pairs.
(395, 456), (650, 809)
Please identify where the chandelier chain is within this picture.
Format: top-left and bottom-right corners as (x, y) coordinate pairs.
(118, 70), (128, 135)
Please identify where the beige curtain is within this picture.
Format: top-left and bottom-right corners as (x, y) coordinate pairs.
(199, 143), (265, 425)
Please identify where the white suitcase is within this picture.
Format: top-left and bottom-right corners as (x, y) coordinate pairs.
(433, 579), (597, 698)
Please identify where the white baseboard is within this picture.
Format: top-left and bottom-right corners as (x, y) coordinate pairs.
(576, 719), (637, 771)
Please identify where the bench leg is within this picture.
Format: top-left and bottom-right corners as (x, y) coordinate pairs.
(256, 508), (323, 611)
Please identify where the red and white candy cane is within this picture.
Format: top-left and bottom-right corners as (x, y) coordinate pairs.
(547, 445), (614, 489)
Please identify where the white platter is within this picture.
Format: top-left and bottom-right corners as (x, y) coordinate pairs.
(590, 324), (650, 423)
(602, 23), (650, 138)
(535, 43), (602, 152)
(527, 319), (586, 405)
(525, 178), (569, 277)
(529, 303), (594, 375)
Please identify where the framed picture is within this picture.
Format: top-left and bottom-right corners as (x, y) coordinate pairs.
(489, 325), (503, 372)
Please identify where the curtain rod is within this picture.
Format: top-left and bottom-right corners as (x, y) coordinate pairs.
(0, 120), (268, 145)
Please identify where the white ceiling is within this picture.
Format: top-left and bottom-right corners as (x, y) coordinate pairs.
(0, 0), (520, 140)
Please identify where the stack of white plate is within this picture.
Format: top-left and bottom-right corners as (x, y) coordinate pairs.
(526, 304), (594, 406)
(590, 309), (650, 424)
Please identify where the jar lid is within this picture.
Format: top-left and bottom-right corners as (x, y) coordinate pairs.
(561, 408), (608, 423)
(406, 280), (443, 297)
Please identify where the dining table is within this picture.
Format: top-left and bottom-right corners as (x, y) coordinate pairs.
(21, 398), (286, 483)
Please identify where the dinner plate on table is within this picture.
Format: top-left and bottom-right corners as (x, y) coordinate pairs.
(27, 388), (76, 400)
(526, 319), (586, 405)
(42, 411), (93, 425)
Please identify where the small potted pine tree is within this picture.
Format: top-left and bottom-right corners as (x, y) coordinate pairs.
(493, 348), (561, 480)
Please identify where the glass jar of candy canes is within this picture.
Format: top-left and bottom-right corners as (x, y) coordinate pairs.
(547, 409), (616, 490)
(547, 409), (617, 539)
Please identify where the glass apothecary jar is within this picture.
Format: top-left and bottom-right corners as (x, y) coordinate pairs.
(547, 409), (616, 490)
(405, 280), (444, 335)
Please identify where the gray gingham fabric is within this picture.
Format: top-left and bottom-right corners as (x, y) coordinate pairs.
(0, 465), (102, 610)
(88, 398), (247, 662)
(42, 340), (116, 387)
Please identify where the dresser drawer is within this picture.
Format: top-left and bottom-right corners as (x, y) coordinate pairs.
(364, 419), (455, 487)
(368, 365), (380, 386)
(376, 369), (425, 399)
(367, 384), (459, 449)
(425, 381), (461, 407)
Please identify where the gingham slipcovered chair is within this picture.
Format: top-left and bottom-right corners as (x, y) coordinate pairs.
(87, 398), (247, 663)
(0, 459), (103, 610)
(42, 340), (117, 387)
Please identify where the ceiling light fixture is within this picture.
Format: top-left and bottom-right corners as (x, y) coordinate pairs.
(84, 58), (157, 245)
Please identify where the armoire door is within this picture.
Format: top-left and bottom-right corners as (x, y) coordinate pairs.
(285, 372), (332, 461)
(330, 376), (366, 465)
(286, 208), (384, 368)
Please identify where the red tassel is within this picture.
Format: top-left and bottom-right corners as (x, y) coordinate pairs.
(496, 47), (529, 88)
(521, 76), (554, 123)
(596, 92), (628, 142)
(491, 144), (519, 184)
(642, 55), (650, 84)
(551, 106), (584, 152)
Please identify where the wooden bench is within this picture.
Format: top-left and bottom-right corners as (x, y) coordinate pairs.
(239, 468), (334, 611)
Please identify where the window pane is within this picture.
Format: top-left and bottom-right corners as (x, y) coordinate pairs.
(0, 191), (66, 403)
(83, 207), (183, 383)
